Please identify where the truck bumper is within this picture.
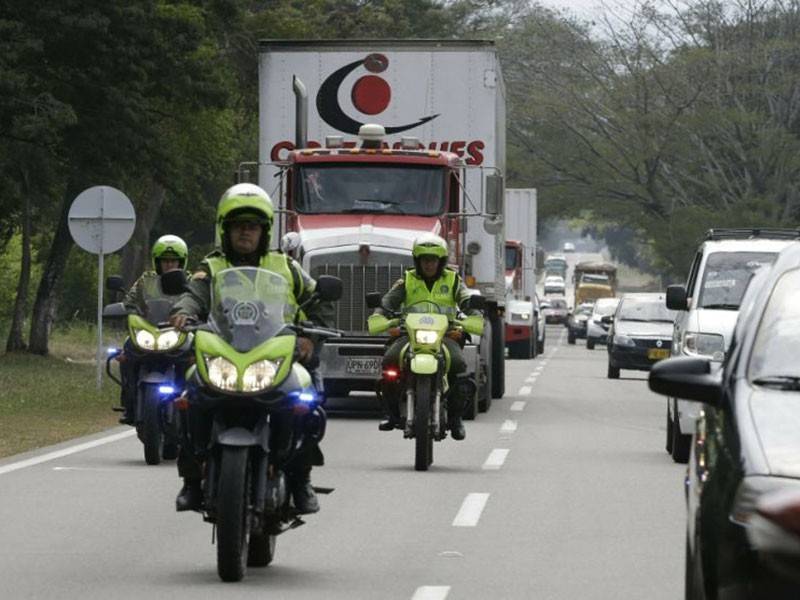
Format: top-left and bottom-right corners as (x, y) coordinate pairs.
(505, 324), (532, 343)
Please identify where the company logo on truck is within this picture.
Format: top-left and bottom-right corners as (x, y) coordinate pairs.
(269, 53), (486, 165)
(317, 53), (439, 135)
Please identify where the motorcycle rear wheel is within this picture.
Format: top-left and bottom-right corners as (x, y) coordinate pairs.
(414, 377), (434, 471)
(217, 446), (250, 582)
(140, 386), (163, 466)
(247, 530), (276, 567)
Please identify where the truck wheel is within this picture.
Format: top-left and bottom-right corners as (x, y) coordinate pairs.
(478, 325), (492, 413)
(587, 338), (595, 350)
(537, 331), (545, 355)
(568, 331), (576, 345)
(489, 312), (505, 399)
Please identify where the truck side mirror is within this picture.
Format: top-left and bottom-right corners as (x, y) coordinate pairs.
(467, 295), (486, 311)
(160, 270), (188, 296)
(666, 285), (688, 311)
(601, 315), (614, 324)
(485, 174), (504, 215)
(365, 292), (382, 309)
(315, 275), (343, 302)
(106, 275), (125, 293)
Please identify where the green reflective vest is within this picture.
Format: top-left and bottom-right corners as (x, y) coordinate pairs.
(205, 253), (306, 321)
(403, 269), (459, 316)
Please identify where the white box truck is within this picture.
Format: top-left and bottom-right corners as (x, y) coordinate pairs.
(253, 40), (507, 409)
(504, 188), (537, 358)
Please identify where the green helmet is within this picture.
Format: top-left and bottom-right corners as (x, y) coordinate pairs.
(412, 233), (448, 259)
(216, 183), (274, 256)
(151, 235), (188, 273)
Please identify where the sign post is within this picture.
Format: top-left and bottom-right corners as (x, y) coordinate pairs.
(68, 186), (136, 389)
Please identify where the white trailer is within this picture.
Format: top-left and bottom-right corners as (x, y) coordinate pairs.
(504, 188), (538, 359)
(255, 40), (508, 402)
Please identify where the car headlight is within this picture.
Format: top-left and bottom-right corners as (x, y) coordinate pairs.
(684, 332), (725, 361)
(134, 329), (156, 351)
(155, 329), (181, 351)
(614, 334), (635, 347)
(206, 356), (238, 391)
(415, 330), (439, 345)
(242, 360), (280, 393)
(511, 312), (530, 322)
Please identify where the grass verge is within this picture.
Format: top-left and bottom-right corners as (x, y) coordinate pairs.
(0, 324), (127, 459)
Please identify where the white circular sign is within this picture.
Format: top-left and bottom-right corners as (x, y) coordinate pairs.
(68, 186), (136, 254)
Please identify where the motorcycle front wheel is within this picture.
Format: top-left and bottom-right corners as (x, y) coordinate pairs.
(217, 446), (250, 582)
(140, 385), (163, 466)
(414, 377), (434, 471)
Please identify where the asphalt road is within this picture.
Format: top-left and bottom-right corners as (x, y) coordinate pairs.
(0, 326), (685, 599)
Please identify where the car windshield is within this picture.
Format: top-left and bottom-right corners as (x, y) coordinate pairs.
(617, 297), (676, 322)
(698, 251), (776, 309)
(593, 300), (619, 316)
(296, 164), (445, 215)
(209, 267), (290, 352)
(545, 259), (567, 270)
(505, 246), (519, 270)
(749, 268), (800, 382)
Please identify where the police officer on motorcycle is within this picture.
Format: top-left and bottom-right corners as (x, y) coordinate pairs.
(375, 233), (478, 440)
(117, 235), (189, 425)
(169, 183), (331, 514)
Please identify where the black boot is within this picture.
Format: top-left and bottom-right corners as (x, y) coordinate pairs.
(118, 413), (134, 426)
(449, 415), (466, 440)
(175, 478), (202, 512)
(288, 468), (319, 514)
(378, 416), (404, 431)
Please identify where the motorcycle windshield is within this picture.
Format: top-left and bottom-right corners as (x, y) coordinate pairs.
(143, 299), (173, 325)
(404, 301), (446, 315)
(209, 267), (290, 352)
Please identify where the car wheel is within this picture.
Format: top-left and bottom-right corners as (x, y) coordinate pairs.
(671, 414), (691, 464)
(568, 331), (575, 345)
(587, 338), (595, 350)
(607, 363), (620, 379)
(666, 404), (674, 454)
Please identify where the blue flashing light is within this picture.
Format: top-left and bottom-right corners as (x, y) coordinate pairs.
(107, 347), (121, 356)
(158, 385), (176, 395)
(292, 389), (317, 403)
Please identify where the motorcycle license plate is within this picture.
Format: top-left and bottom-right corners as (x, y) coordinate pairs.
(648, 348), (670, 360)
(345, 357), (381, 375)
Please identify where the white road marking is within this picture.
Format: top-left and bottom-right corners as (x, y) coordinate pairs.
(534, 366), (543, 373)
(452, 493), (490, 527)
(518, 386), (532, 396)
(412, 586), (451, 600)
(52, 466), (134, 472)
(510, 401), (526, 411)
(482, 449), (510, 470)
(525, 375), (537, 383)
(500, 420), (518, 433)
(0, 430), (136, 476)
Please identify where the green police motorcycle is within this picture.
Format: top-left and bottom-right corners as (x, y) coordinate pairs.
(173, 266), (342, 582)
(366, 295), (484, 471)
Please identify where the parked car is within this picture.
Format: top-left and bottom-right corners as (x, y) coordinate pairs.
(563, 241), (575, 253)
(585, 297), (620, 349)
(665, 228), (799, 463)
(544, 275), (566, 295)
(534, 293), (546, 355)
(606, 293), (676, 379)
(649, 242), (800, 599)
(566, 302), (594, 344)
(543, 296), (568, 324)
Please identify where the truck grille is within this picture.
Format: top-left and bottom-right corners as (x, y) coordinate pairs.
(311, 264), (408, 332)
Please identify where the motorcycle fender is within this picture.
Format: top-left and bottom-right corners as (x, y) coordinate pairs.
(139, 366), (175, 384)
(410, 354), (438, 375)
(215, 425), (270, 452)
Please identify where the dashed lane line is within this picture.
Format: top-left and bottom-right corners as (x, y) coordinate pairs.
(500, 420), (518, 433)
(412, 586), (451, 600)
(518, 385), (532, 396)
(452, 493), (490, 527)
(510, 401), (526, 411)
(0, 429), (136, 476)
(482, 449), (510, 470)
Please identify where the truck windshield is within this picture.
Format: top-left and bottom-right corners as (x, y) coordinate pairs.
(505, 247), (519, 270)
(581, 273), (610, 284)
(296, 164), (445, 215)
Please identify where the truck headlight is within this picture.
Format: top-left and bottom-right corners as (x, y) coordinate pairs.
(242, 360), (279, 392)
(684, 332), (725, 361)
(512, 312), (530, 322)
(415, 330), (439, 344)
(155, 329), (181, 351)
(134, 329), (156, 351)
(206, 356), (238, 391)
(614, 334), (635, 347)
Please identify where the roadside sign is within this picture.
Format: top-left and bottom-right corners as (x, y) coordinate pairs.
(68, 186), (137, 390)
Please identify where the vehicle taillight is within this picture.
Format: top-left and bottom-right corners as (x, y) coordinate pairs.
(383, 368), (400, 381)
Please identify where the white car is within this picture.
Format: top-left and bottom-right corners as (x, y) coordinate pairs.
(543, 275), (566, 295)
(585, 297), (620, 349)
(664, 229), (800, 464)
(563, 242), (576, 253)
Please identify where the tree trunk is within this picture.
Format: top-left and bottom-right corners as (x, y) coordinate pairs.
(119, 182), (166, 287)
(6, 172), (32, 352)
(28, 184), (78, 355)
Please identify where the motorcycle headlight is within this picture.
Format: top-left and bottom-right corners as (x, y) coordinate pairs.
(155, 329), (181, 351)
(134, 329), (156, 351)
(415, 330), (439, 345)
(206, 356), (238, 391)
(614, 334), (635, 347)
(242, 360), (279, 393)
(684, 332), (725, 361)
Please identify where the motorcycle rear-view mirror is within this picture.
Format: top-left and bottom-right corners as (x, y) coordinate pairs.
(106, 275), (125, 293)
(467, 295), (486, 311)
(160, 270), (188, 296)
(365, 292), (382, 309)
(316, 275), (343, 302)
